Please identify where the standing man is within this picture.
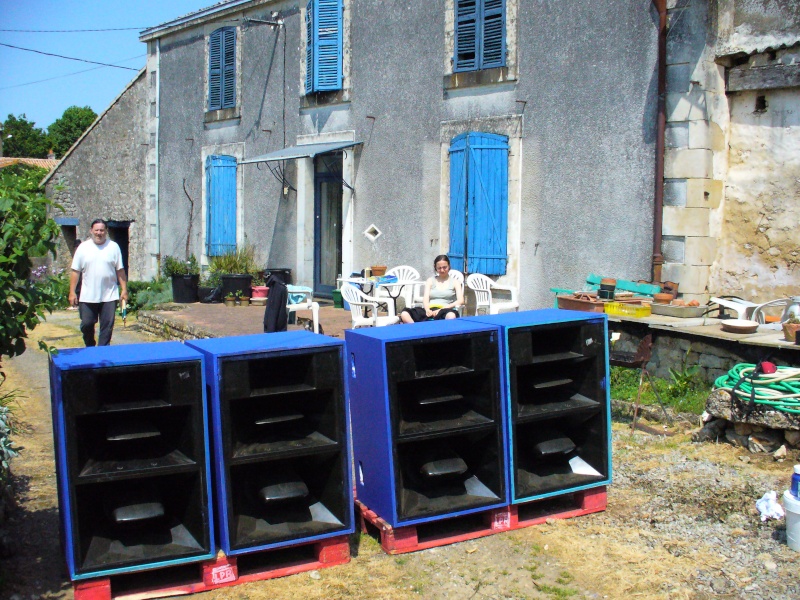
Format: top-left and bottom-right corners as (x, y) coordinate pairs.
(69, 219), (128, 346)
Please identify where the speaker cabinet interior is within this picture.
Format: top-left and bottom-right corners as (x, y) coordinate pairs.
(347, 320), (508, 528)
(186, 332), (353, 555)
(49, 342), (214, 579)
(472, 309), (611, 503)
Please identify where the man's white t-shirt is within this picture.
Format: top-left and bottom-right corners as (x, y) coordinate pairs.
(71, 239), (124, 303)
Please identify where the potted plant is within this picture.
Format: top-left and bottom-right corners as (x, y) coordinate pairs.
(223, 292), (236, 307)
(235, 289), (250, 307)
(162, 255), (200, 303)
(251, 273), (268, 299)
(209, 246), (258, 299)
(783, 315), (800, 343)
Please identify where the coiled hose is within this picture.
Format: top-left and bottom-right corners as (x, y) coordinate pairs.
(714, 364), (800, 414)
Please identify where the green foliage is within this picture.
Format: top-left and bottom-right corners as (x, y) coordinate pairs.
(0, 379), (22, 484)
(127, 279), (172, 312)
(668, 347), (702, 401)
(208, 245), (259, 278)
(1, 114), (50, 158)
(162, 255), (199, 277)
(610, 366), (709, 415)
(47, 106), (97, 158)
(0, 165), (63, 370)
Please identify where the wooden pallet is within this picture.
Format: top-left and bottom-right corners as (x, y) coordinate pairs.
(356, 500), (513, 555)
(510, 486), (607, 529)
(72, 535), (350, 600)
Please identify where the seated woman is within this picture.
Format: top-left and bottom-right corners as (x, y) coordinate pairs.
(400, 255), (463, 323)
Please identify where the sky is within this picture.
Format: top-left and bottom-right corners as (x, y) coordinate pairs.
(0, 0), (216, 130)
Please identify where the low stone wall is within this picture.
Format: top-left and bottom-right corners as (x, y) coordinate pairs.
(613, 321), (800, 384)
(136, 311), (214, 341)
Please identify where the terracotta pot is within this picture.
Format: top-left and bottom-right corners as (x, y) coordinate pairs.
(239, 297), (250, 307)
(371, 265), (387, 277)
(782, 322), (800, 343)
(653, 293), (673, 305)
(224, 297), (236, 307)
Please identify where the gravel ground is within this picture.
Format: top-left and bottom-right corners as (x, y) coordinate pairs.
(1, 311), (799, 599)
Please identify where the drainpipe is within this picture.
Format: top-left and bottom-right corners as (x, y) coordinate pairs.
(651, 0), (667, 284)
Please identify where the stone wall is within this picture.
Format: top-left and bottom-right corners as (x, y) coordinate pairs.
(45, 71), (149, 279)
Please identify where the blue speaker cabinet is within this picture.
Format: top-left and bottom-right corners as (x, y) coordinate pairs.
(470, 309), (612, 503)
(347, 320), (508, 528)
(186, 332), (354, 555)
(48, 342), (215, 580)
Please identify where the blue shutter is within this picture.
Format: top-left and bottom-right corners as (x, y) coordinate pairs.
(481, 0), (505, 69)
(448, 134), (468, 272)
(221, 28), (236, 109)
(313, 0), (342, 91)
(454, 0), (478, 72)
(454, 0), (505, 72)
(209, 27), (236, 110)
(206, 155), (237, 256)
(467, 133), (508, 274)
(208, 29), (222, 110)
(305, 0), (314, 94)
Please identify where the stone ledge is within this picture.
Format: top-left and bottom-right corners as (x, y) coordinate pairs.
(705, 389), (800, 431)
(137, 311), (215, 341)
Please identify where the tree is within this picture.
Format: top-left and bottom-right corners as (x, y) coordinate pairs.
(0, 164), (62, 370)
(1, 114), (50, 159)
(47, 106), (97, 158)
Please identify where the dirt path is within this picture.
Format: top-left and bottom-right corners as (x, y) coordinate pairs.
(1, 311), (799, 599)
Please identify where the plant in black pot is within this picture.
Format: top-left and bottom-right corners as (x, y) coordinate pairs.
(162, 255), (200, 303)
(208, 245), (257, 299)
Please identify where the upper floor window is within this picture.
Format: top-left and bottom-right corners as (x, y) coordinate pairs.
(209, 27), (236, 110)
(305, 0), (343, 93)
(454, 0), (505, 72)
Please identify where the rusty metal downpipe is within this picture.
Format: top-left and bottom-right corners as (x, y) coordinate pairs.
(652, 0), (667, 284)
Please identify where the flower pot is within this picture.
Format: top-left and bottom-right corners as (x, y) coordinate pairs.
(782, 322), (800, 343)
(171, 274), (199, 303)
(220, 274), (253, 298)
(224, 296), (236, 307)
(371, 265), (387, 277)
(251, 285), (269, 298)
(239, 296), (250, 307)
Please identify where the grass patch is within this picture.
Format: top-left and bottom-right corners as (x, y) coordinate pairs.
(539, 583), (579, 598)
(610, 366), (710, 415)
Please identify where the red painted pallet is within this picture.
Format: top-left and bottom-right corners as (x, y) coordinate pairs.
(72, 535), (350, 600)
(510, 486), (607, 530)
(356, 500), (513, 555)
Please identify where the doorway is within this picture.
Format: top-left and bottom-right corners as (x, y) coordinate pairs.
(313, 154), (343, 298)
(106, 221), (130, 278)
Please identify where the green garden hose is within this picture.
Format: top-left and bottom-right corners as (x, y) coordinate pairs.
(714, 364), (800, 414)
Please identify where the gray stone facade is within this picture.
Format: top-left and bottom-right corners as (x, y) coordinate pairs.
(142, 0), (659, 306)
(44, 71), (149, 279)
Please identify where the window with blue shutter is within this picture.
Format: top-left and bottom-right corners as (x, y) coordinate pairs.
(208, 27), (236, 110)
(305, 0), (343, 94)
(454, 0), (506, 72)
(206, 155), (237, 256)
(448, 132), (509, 275)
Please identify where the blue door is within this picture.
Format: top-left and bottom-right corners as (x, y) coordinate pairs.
(205, 155), (237, 256)
(448, 132), (508, 275)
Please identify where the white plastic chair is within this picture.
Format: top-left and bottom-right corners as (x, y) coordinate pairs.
(466, 273), (519, 316)
(286, 286), (320, 334)
(340, 283), (399, 328)
(710, 297), (758, 321)
(377, 265), (421, 314)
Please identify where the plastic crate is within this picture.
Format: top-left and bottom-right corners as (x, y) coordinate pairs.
(604, 302), (651, 318)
